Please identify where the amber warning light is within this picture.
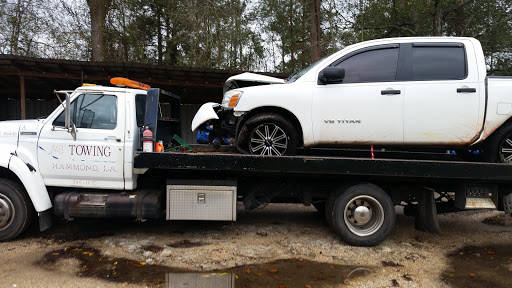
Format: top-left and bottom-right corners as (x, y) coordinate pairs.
(110, 77), (151, 90)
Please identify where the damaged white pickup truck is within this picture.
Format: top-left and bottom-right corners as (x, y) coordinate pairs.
(192, 37), (512, 162)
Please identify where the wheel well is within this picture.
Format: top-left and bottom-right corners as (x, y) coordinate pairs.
(0, 166), (36, 209)
(481, 117), (512, 145)
(0, 167), (22, 186)
(237, 107), (304, 147)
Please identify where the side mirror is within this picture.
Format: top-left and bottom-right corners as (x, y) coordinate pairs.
(63, 93), (77, 141)
(318, 67), (345, 85)
(65, 93), (71, 129)
(53, 90), (77, 141)
(70, 122), (77, 141)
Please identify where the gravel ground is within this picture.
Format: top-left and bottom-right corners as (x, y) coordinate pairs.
(0, 204), (511, 288)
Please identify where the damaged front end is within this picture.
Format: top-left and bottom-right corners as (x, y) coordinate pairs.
(191, 102), (238, 140)
(191, 72), (285, 142)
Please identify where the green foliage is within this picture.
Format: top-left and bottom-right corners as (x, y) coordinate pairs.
(102, 0), (265, 70)
(352, 0), (512, 75)
(2, 0), (512, 75)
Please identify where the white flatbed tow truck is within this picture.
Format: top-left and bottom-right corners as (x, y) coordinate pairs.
(0, 78), (511, 247)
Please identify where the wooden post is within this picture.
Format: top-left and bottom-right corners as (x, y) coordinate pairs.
(20, 75), (26, 120)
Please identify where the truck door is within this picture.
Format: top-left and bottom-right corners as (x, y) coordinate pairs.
(37, 92), (126, 189)
(312, 44), (404, 145)
(402, 42), (481, 144)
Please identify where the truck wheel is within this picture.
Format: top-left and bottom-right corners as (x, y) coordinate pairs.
(484, 124), (512, 163)
(328, 183), (395, 246)
(238, 113), (297, 156)
(0, 179), (33, 241)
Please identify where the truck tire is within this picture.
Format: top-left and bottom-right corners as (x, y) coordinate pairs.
(0, 179), (33, 241)
(483, 124), (512, 163)
(328, 183), (395, 246)
(238, 113), (297, 156)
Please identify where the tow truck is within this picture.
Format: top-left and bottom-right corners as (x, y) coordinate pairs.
(0, 78), (510, 246)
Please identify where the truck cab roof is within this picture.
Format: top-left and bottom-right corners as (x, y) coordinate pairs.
(74, 85), (147, 95)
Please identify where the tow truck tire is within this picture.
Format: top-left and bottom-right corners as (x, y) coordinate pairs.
(0, 179), (33, 241)
(238, 113), (297, 156)
(483, 123), (512, 163)
(327, 183), (395, 246)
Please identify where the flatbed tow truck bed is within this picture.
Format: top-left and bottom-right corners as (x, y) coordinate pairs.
(133, 151), (512, 246)
(134, 151), (512, 182)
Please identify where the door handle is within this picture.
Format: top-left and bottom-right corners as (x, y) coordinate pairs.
(381, 89), (401, 95)
(457, 88), (476, 93)
(105, 136), (121, 142)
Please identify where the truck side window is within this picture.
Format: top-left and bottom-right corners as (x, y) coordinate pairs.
(53, 94), (118, 130)
(135, 94), (146, 127)
(336, 47), (398, 83)
(411, 44), (466, 80)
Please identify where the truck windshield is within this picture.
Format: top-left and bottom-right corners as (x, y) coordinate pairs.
(287, 57), (327, 83)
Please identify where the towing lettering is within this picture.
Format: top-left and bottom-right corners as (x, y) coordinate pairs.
(69, 145), (111, 157)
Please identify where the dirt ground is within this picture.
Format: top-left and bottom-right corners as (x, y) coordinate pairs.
(0, 204), (511, 288)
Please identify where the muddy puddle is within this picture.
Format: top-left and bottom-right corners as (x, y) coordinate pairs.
(442, 245), (512, 288)
(41, 246), (373, 287)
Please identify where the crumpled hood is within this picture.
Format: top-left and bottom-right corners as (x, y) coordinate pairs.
(224, 72), (285, 94)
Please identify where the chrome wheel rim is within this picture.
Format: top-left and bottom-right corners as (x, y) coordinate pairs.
(0, 193), (15, 231)
(249, 123), (288, 156)
(344, 195), (384, 237)
(499, 136), (512, 163)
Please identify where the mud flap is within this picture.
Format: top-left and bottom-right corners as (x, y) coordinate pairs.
(503, 193), (512, 215)
(414, 187), (442, 234)
(38, 208), (53, 232)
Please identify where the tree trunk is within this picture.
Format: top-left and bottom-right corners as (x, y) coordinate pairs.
(310, 0), (322, 62)
(156, 6), (163, 65)
(432, 0), (443, 36)
(288, 0), (295, 71)
(165, 17), (178, 66)
(87, 0), (111, 61)
(10, 0), (26, 55)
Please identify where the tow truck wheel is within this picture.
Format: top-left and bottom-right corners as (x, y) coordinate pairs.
(483, 124), (512, 163)
(327, 183), (395, 246)
(238, 113), (297, 156)
(0, 179), (33, 241)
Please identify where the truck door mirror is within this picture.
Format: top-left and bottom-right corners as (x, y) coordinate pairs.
(70, 122), (76, 141)
(64, 93), (77, 141)
(53, 90), (77, 140)
(318, 67), (345, 85)
(65, 93), (71, 129)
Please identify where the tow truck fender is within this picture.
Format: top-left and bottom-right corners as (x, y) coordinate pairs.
(191, 102), (220, 131)
(7, 155), (52, 212)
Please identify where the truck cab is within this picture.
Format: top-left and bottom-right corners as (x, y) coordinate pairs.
(36, 85), (145, 191)
(0, 82), (177, 241)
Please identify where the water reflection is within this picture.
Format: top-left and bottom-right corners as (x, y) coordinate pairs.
(442, 245), (512, 288)
(166, 272), (234, 288)
(41, 246), (373, 287)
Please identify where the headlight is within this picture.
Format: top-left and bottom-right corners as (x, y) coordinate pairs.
(222, 90), (243, 108)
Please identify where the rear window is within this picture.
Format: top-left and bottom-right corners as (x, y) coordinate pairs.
(135, 94), (146, 127)
(411, 44), (466, 80)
